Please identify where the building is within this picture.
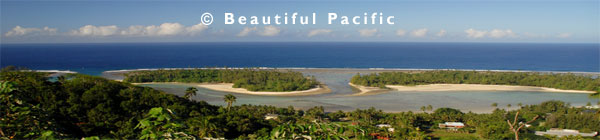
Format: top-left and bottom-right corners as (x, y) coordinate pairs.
(535, 129), (598, 137)
(339, 117), (351, 122)
(438, 122), (465, 130)
(584, 105), (599, 109)
(376, 124), (395, 132)
(264, 113), (278, 120)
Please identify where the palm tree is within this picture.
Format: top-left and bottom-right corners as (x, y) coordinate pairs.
(224, 94), (237, 111)
(426, 105), (433, 111)
(407, 128), (429, 140)
(517, 102), (523, 107)
(184, 87), (198, 100)
(491, 103), (498, 108)
(420, 106), (426, 113)
(188, 117), (217, 138)
(507, 104), (512, 109)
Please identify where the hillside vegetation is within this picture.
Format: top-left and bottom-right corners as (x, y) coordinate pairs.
(1, 68), (598, 139)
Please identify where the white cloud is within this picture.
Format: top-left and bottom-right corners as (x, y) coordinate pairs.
(69, 24), (205, 37)
(236, 26), (281, 37)
(557, 33), (572, 38)
(143, 23), (184, 36)
(70, 25), (119, 36)
(465, 28), (517, 39)
(395, 29), (406, 36)
(358, 29), (377, 37)
(464, 28), (488, 39)
(258, 25), (281, 37)
(121, 23), (203, 36)
(237, 27), (257, 37)
(4, 26), (57, 37)
(71, 23), (207, 37)
(411, 28), (428, 37)
(120, 25), (145, 36)
(489, 29), (516, 38)
(436, 29), (447, 37)
(186, 23), (208, 35)
(43, 27), (58, 35)
(307, 29), (332, 37)
(5, 26), (40, 36)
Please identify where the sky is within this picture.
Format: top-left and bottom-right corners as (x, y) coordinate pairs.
(1, 0), (598, 43)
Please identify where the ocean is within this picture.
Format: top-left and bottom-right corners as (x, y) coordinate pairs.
(2, 42), (599, 112)
(1, 42), (598, 75)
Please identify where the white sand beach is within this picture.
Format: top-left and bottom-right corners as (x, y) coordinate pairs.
(385, 84), (595, 93)
(131, 82), (331, 96)
(348, 83), (391, 95)
(349, 83), (595, 95)
(197, 83), (331, 96)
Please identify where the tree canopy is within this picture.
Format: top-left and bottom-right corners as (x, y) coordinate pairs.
(1, 68), (598, 139)
(351, 70), (600, 93)
(123, 69), (320, 92)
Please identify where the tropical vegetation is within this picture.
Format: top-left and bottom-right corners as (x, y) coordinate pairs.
(184, 87), (198, 100)
(123, 68), (320, 92)
(1, 67), (599, 139)
(350, 70), (600, 93)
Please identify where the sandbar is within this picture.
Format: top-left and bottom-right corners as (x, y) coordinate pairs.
(196, 83), (331, 96)
(348, 83), (391, 95)
(385, 84), (595, 93)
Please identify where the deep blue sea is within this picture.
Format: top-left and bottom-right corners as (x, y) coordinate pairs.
(1, 42), (598, 75)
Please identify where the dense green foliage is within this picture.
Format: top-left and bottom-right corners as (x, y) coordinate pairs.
(2, 68), (599, 139)
(123, 69), (320, 92)
(0, 81), (60, 139)
(135, 107), (193, 139)
(350, 70), (600, 93)
(270, 122), (370, 139)
(1, 70), (217, 139)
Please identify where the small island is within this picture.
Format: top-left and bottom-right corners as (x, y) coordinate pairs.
(123, 68), (330, 95)
(350, 70), (600, 94)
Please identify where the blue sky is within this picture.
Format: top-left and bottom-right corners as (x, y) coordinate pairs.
(1, 0), (598, 43)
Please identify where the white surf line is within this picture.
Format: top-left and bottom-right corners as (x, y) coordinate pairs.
(101, 67), (600, 75)
(25, 70), (78, 73)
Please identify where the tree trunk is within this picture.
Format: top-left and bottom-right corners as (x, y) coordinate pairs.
(227, 102), (232, 111)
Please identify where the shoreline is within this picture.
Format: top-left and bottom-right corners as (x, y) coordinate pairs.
(102, 67), (600, 75)
(348, 83), (391, 95)
(33, 70), (78, 73)
(197, 83), (331, 96)
(377, 84), (595, 93)
(133, 82), (332, 96)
